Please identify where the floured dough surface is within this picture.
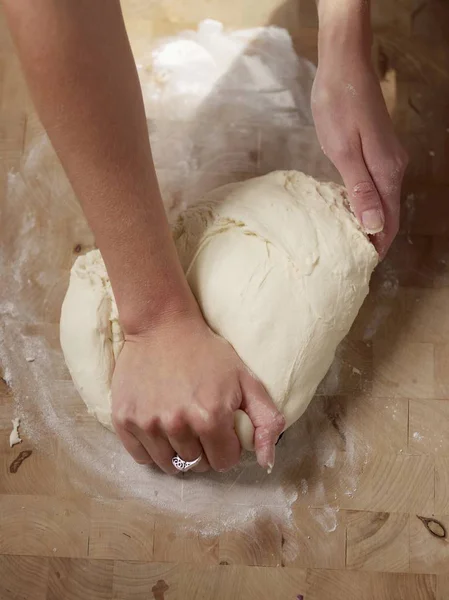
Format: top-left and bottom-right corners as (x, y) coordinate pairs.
(60, 171), (378, 451)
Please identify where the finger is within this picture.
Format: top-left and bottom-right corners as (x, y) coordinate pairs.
(200, 424), (241, 473)
(116, 428), (154, 466)
(196, 413), (241, 473)
(372, 195), (400, 259)
(191, 459), (210, 473)
(167, 426), (210, 473)
(239, 369), (285, 471)
(335, 147), (385, 235)
(370, 165), (404, 258)
(132, 427), (178, 475)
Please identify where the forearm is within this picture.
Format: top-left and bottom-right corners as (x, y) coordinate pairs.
(316, 0), (372, 60)
(3, 0), (196, 332)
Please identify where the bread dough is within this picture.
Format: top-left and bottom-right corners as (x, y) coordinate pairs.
(60, 171), (378, 450)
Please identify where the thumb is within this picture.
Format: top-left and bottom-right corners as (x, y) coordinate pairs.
(238, 370), (285, 471)
(338, 155), (385, 235)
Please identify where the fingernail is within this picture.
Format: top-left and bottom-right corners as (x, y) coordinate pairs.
(362, 209), (384, 234)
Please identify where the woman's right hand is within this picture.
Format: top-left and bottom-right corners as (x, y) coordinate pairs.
(111, 312), (285, 474)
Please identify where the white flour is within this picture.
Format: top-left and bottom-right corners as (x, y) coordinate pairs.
(314, 505), (339, 534)
(9, 417), (22, 447)
(1, 20), (370, 539)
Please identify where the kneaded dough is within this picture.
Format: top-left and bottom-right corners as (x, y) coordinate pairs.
(60, 171), (378, 450)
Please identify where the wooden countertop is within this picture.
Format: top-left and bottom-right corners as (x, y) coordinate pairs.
(1, 1), (449, 598)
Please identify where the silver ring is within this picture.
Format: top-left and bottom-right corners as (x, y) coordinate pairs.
(172, 453), (202, 472)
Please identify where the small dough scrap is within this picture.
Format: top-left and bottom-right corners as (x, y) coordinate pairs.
(10, 417), (22, 448)
(60, 171), (378, 450)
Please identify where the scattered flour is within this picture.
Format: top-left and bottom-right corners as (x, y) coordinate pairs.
(363, 261), (399, 341)
(9, 418), (22, 448)
(2, 365), (12, 386)
(314, 506), (339, 534)
(404, 193), (416, 245)
(346, 83), (357, 96)
(324, 450), (337, 469)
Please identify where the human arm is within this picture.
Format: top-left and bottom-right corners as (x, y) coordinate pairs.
(3, 0), (284, 472)
(312, 0), (408, 257)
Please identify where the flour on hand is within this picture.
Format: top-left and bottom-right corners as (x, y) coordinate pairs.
(60, 171), (378, 451)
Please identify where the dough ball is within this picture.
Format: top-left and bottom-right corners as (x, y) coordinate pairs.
(60, 171), (378, 451)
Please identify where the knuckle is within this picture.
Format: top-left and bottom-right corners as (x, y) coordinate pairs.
(331, 141), (358, 165)
(387, 155), (407, 178)
(373, 154), (408, 198)
(140, 416), (159, 436)
(383, 144), (408, 172)
(182, 448), (202, 462)
(112, 410), (133, 432)
(208, 403), (226, 423)
(351, 180), (378, 201)
(164, 413), (187, 438)
(194, 403), (226, 436)
(195, 419), (216, 438)
(273, 413), (286, 432)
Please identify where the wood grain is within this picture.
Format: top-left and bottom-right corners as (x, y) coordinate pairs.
(88, 499), (155, 561)
(346, 511), (410, 573)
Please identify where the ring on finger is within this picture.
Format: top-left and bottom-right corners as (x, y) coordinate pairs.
(172, 453), (203, 473)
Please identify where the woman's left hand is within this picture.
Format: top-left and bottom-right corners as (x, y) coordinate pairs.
(311, 45), (408, 258)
